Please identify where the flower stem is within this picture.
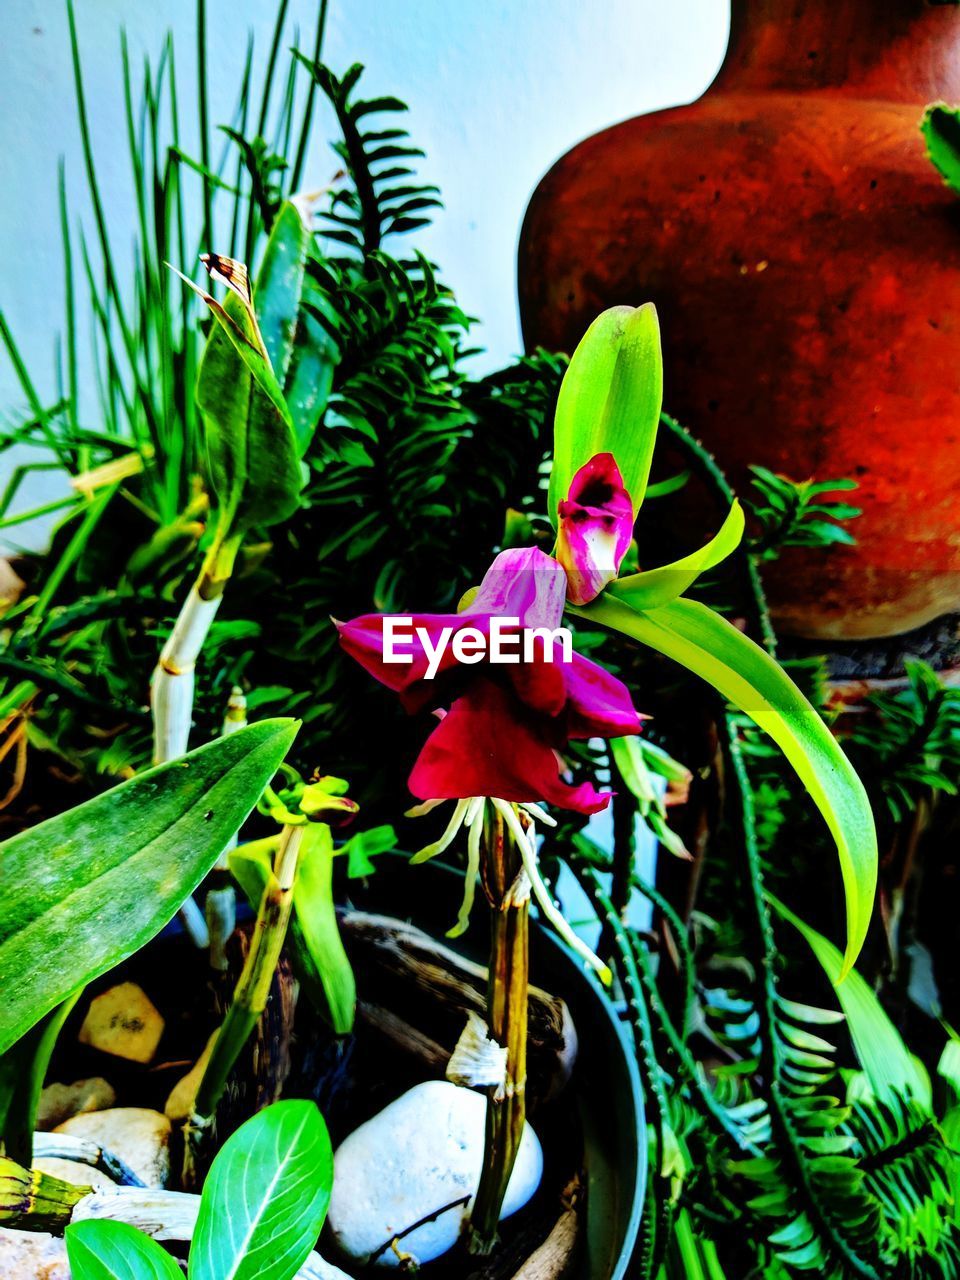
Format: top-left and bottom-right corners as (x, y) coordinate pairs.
(150, 535), (241, 948)
(181, 822), (303, 1189)
(469, 804), (529, 1255)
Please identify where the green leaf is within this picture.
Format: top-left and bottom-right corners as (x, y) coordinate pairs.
(0, 719), (297, 1056)
(65, 1219), (182, 1279)
(768, 894), (930, 1108)
(922, 104), (960, 196)
(578, 595), (877, 973)
(256, 203), (311, 385)
(190, 1100), (333, 1280)
(185, 242), (302, 541)
(0, 992), (81, 1165)
(254, 202), (337, 452)
(340, 823), (397, 877)
(609, 499), (745, 610)
(548, 303), (663, 521)
(295, 828), (356, 1033)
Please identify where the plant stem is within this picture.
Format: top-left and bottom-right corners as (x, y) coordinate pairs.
(206, 686), (247, 971)
(469, 806), (529, 1255)
(181, 821), (303, 1189)
(151, 538), (240, 947)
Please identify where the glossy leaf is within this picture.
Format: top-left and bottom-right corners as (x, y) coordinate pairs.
(188, 222), (305, 541)
(190, 1099), (333, 1280)
(609, 498), (745, 610)
(579, 594), (877, 973)
(254, 201), (336, 451)
(0, 719), (297, 1056)
(768, 894), (930, 1107)
(548, 303), (663, 521)
(66, 1219), (181, 1280)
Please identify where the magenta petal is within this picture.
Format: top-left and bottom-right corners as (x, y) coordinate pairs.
(465, 546), (567, 630)
(408, 679), (612, 815)
(336, 612), (492, 694)
(556, 453), (634, 605)
(564, 652), (643, 740)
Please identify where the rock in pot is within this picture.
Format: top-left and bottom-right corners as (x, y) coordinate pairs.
(327, 1081), (542, 1268)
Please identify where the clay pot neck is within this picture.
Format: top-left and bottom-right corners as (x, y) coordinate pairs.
(715, 0), (960, 101)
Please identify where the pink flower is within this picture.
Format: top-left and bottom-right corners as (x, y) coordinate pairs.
(337, 547), (642, 814)
(556, 453), (634, 605)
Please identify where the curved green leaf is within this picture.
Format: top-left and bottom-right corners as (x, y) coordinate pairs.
(578, 595), (877, 973)
(609, 499), (745, 610)
(66, 1219), (181, 1279)
(0, 719), (297, 1056)
(0, 992), (81, 1165)
(190, 1099), (333, 1280)
(768, 894), (929, 1107)
(548, 303), (663, 521)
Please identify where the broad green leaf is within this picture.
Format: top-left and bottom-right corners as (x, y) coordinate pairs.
(579, 595), (877, 973)
(548, 303), (663, 521)
(255, 202), (337, 452)
(0, 992), (81, 1165)
(191, 1100), (333, 1280)
(768, 894), (930, 1107)
(195, 285), (301, 538)
(256, 203), (311, 386)
(65, 1219), (181, 1279)
(922, 104), (960, 196)
(231, 829), (356, 1035)
(609, 499), (745, 610)
(184, 233), (303, 541)
(0, 719), (297, 1056)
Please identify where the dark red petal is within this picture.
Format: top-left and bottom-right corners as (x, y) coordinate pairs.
(564, 652), (644, 740)
(506, 632), (568, 717)
(408, 679), (611, 815)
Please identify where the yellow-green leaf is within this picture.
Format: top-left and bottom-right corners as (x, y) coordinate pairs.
(578, 595), (877, 974)
(548, 303), (663, 521)
(609, 499), (745, 610)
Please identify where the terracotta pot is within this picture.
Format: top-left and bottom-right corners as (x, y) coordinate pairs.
(519, 0), (960, 639)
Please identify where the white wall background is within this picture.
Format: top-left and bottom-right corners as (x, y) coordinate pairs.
(0, 0), (728, 546)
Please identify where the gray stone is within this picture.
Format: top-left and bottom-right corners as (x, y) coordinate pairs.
(56, 1108), (171, 1188)
(326, 1080), (542, 1268)
(0, 1228), (69, 1279)
(37, 1077), (116, 1131)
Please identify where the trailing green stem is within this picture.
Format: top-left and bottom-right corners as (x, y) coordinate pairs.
(724, 718), (879, 1279)
(660, 412), (776, 657)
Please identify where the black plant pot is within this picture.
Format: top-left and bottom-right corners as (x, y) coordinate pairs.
(344, 856), (646, 1280)
(49, 856), (646, 1279)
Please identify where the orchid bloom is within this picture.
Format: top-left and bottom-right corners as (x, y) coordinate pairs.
(555, 452), (634, 605)
(338, 545), (641, 982)
(337, 546), (642, 817)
